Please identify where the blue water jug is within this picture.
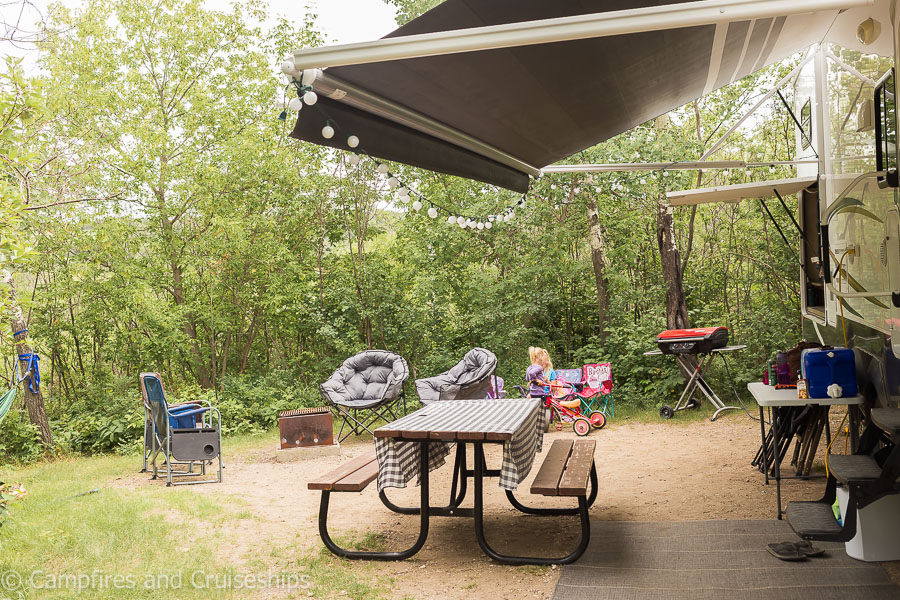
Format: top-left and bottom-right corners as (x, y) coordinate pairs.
(801, 347), (857, 399)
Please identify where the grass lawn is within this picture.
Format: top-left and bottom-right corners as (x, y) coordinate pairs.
(0, 430), (405, 600)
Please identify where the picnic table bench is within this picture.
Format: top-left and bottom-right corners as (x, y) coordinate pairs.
(308, 400), (598, 565)
(308, 450), (378, 492)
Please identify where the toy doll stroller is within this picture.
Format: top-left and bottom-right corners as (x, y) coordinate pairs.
(516, 378), (604, 436)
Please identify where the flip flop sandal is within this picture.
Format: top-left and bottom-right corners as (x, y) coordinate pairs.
(767, 542), (806, 561)
(794, 540), (826, 557)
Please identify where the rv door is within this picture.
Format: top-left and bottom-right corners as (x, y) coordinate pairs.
(886, 208), (900, 357)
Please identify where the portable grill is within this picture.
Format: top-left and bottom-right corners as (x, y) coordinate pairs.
(645, 327), (745, 422)
(278, 407), (334, 449)
(656, 326), (729, 354)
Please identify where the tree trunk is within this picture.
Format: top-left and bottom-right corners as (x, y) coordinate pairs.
(656, 202), (691, 330)
(656, 201), (698, 380)
(586, 195), (610, 340)
(5, 272), (52, 445)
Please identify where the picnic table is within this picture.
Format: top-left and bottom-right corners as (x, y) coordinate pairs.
(308, 398), (598, 565)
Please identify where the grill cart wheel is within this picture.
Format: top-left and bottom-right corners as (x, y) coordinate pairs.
(588, 412), (606, 429)
(573, 417), (591, 436)
(660, 405), (675, 419)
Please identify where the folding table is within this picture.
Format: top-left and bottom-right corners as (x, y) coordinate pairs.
(747, 381), (863, 519)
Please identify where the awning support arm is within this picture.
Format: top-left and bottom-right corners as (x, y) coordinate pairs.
(543, 159), (818, 174)
(758, 198), (804, 272)
(699, 53), (815, 161)
(776, 90), (818, 158)
(825, 49), (877, 86)
(773, 188), (804, 237)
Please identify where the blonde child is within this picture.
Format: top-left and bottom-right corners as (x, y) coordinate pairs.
(525, 346), (556, 397)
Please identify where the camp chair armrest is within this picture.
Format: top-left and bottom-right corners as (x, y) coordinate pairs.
(320, 381), (349, 405)
(166, 406), (209, 419)
(168, 403), (201, 413)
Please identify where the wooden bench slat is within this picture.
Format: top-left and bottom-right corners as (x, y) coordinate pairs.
(558, 439), (596, 496)
(531, 439), (574, 496)
(334, 459), (379, 491)
(308, 450), (377, 491)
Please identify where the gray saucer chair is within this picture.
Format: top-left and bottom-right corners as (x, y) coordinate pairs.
(414, 347), (497, 404)
(319, 350), (409, 442)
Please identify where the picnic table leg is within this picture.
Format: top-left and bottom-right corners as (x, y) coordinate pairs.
(318, 442), (431, 560)
(473, 443), (590, 565)
(505, 464), (597, 516)
(380, 443), (468, 514)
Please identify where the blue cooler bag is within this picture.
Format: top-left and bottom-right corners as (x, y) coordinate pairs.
(801, 348), (857, 398)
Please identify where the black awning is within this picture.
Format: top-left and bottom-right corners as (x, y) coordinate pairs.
(289, 0), (843, 191)
(291, 97), (530, 192)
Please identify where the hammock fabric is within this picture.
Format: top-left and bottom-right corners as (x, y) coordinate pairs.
(0, 387), (15, 425)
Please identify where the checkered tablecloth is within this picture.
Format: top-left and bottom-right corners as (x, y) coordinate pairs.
(374, 399), (545, 491)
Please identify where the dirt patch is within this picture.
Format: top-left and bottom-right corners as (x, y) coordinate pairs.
(118, 413), (892, 599)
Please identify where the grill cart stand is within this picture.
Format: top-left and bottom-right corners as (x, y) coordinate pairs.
(644, 345), (746, 421)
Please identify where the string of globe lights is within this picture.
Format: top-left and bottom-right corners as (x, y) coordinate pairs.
(279, 63), (525, 230)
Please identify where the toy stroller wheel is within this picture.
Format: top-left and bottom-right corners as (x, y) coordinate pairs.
(589, 412), (606, 429)
(659, 405), (675, 419)
(573, 417), (591, 436)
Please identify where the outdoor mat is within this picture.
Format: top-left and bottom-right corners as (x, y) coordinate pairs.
(551, 519), (899, 600)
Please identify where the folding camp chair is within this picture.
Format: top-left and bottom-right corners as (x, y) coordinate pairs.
(319, 350), (409, 443)
(138, 373), (202, 473)
(141, 373), (223, 486)
(487, 375), (506, 399)
(578, 363), (615, 419)
(414, 347), (497, 403)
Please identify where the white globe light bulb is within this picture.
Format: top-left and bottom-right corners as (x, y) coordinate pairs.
(398, 193), (409, 204)
(321, 125), (334, 139)
(508, 212), (515, 221)
(347, 136), (359, 148)
(377, 163), (389, 175)
(302, 91), (318, 105)
(288, 98), (303, 113)
(485, 221), (492, 229)
(281, 60), (296, 75)
(447, 215), (456, 225)
(477, 222), (484, 230)
(427, 207), (438, 219)
(456, 216), (466, 226)
(387, 177), (399, 188)
(412, 200), (422, 211)
(300, 69), (318, 86)
(348, 154), (360, 166)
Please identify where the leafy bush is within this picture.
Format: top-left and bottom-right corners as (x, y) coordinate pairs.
(0, 409), (42, 463)
(572, 318), (685, 409)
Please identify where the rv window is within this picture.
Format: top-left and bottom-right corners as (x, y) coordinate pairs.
(875, 68), (898, 187)
(800, 99), (811, 151)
